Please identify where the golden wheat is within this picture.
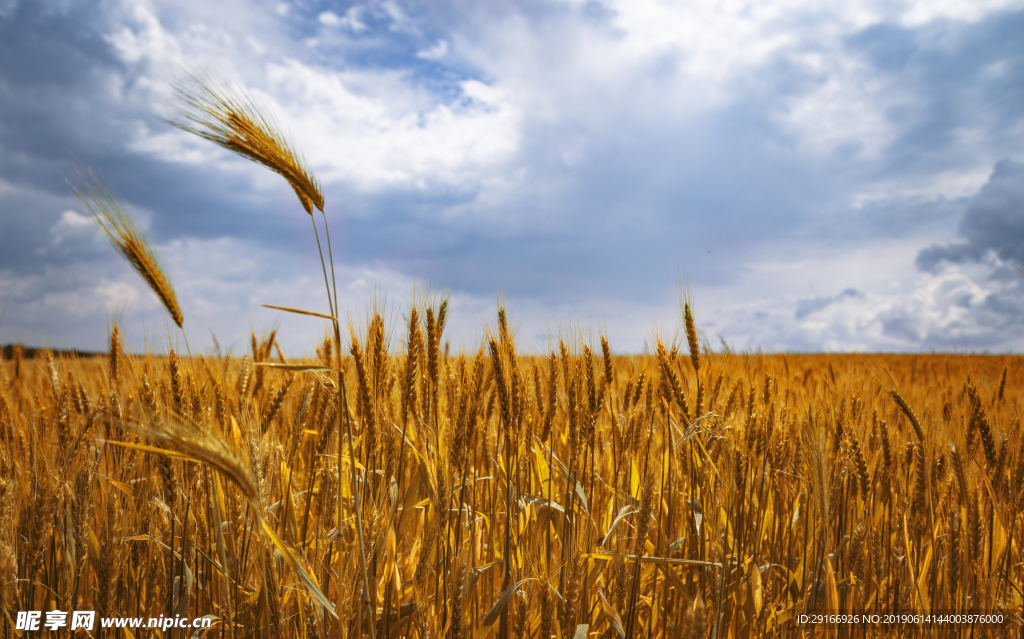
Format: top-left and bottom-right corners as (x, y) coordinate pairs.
(1, 319), (1023, 638)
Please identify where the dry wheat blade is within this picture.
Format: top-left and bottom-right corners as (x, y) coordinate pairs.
(254, 363), (336, 372)
(475, 577), (535, 637)
(259, 519), (337, 617)
(260, 304), (336, 320)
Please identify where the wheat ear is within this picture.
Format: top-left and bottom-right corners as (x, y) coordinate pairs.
(165, 73), (324, 214)
(71, 174), (184, 328)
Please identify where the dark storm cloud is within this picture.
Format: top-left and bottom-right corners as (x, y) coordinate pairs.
(917, 160), (1024, 270)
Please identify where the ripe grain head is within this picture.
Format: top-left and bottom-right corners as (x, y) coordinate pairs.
(166, 72), (324, 215)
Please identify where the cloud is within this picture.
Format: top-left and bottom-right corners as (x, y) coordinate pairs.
(318, 8), (367, 33)
(709, 263), (1024, 352)
(416, 39), (448, 60)
(2, 0), (1024, 354)
(261, 62), (521, 192)
(917, 159), (1024, 269)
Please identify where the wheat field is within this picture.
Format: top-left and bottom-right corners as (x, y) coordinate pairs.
(0, 324), (1021, 638)
(0, 74), (1021, 638)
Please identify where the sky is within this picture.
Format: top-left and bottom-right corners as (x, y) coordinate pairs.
(0, 0), (1022, 355)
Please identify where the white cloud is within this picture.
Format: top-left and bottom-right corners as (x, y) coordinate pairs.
(851, 167), (994, 208)
(126, 120), (225, 165)
(416, 39), (448, 60)
(49, 210), (103, 247)
(695, 237), (1024, 352)
(104, 0), (181, 66)
(780, 51), (906, 160)
(899, 0), (1024, 26)
(258, 60), (521, 192)
(318, 7), (366, 32)
(318, 11), (340, 26)
(798, 263), (1016, 351)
